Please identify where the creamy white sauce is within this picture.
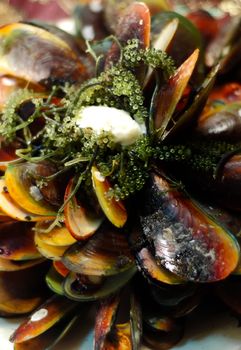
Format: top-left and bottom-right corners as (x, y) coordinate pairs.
(76, 106), (145, 146)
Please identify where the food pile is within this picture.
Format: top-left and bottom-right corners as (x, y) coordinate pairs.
(0, 1), (240, 349)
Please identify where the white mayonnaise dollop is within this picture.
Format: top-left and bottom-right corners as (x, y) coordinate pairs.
(76, 106), (146, 146)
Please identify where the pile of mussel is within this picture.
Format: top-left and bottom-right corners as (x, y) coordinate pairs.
(0, 1), (241, 349)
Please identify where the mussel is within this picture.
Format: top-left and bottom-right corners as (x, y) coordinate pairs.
(0, 23), (90, 87)
(139, 171), (240, 282)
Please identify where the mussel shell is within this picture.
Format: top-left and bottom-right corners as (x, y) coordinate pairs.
(164, 63), (219, 141)
(153, 49), (199, 137)
(0, 261), (49, 316)
(5, 162), (61, 215)
(91, 166), (127, 228)
(0, 23), (89, 87)
(104, 323), (132, 350)
(139, 172), (240, 282)
(53, 260), (70, 278)
(10, 295), (77, 343)
(63, 267), (136, 302)
(197, 201), (241, 237)
(129, 221), (184, 285)
(130, 292), (142, 350)
(150, 282), (198, 308)
(26, 21), (87, 57)
(0, 221), (41, 260)
(63, 222), (134, 276)
(143, 18), (178, 90)
(104, 2), (150, 68)
(151, 11), (204, 86)
(34, 231), (69, 261)
(136, 247), (184, 286)
(94, 293), (121, 350)
(0, 257), (46, 272)
(64, 177), (103, 240)
(141, 283), (185, 347)
(35, 222), (77, 247)
(195, 102), (241, 141)
(0, 178), (55, 222)
(46, 265), (65, 296)
(143, 314), (184, 350)
(14, 312), (79, 350)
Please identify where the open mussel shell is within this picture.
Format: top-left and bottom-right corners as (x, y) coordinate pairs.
(10, 295), (77, 343)
(0, 221), (41, 260)
(103, 1), (150, 44)
(104, 322), (132, 349)
(14, 312), (79, 350)
(91, 166), (127, 228)
(5, 162), (61, 216)
(94, 289), (142, 349)
(63, 267), (136, 302)
(104, 2), (150, 69)
(151, 11), (204, 85)
(153, 49), (199, 136)
(63, 222), (134, 276)
(35, 222), (77, 247)
(139, 171), (240, 282)
(34, 231), (69, 261)
(0, 261), (49, 316)
(64, 177), (103, 240)
(94, 293), (121, 350)
(164, 63), (219, 141)
(0, 23), (89, 87)
(143, 18), (178, 90)
(0, 178), (55, 222)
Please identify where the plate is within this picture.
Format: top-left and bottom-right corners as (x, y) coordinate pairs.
(1, 308), (241, 350)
